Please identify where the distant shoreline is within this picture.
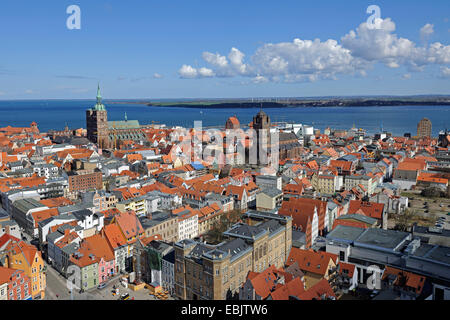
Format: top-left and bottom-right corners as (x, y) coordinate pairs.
(108, 98), (450, 108)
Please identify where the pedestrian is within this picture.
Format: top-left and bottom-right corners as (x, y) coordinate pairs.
(56, 294), (59, 298)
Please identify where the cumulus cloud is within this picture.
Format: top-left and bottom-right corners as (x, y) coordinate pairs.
(401, 73), (412, 80)
(252, 38), (360, 80)
(178, 65), (215, 79)
(178, 65), (198, 78)
(341, 18), (417, 69)
(420, 23), (434, 41)
(252, 75), (268, 84)
(198, 67), (215, 77)
(440, 66), (450, 78)
(179, 18), (450, 83)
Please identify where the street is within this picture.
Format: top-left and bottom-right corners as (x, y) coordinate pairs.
(44, 262), (173, 300)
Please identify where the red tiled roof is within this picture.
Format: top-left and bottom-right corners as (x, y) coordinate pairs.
(348, 200), (384, 220)
(296, 278), (336, 300)
(114, 211), (144, 242)
(247, 265), (281, 299)
(103, 223), (127, 249)
(270, 277), (306, 300)
(286, 248), (336, 276)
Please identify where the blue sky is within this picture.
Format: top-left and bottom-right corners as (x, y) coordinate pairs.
(0, 0), (449, 99)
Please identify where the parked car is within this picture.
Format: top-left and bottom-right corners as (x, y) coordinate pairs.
(370, 290), (380, 298)
(120, 293), (130, 300)
(98, 282), (108, 290)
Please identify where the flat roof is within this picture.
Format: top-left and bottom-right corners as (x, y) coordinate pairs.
(13, 198), (44, 212)
(412, 243), (450, 266)
(354, 228), (410, 251)
(0, 207), (9, 219)
(326, 225), (366, 243)
(139, 212), (173, 228)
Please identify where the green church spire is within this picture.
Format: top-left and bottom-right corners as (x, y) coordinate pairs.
(93, 83), (106, 111)
(96, 83), (102, 102)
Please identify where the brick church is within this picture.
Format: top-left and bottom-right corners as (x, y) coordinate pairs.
(86, 85), (146, 149)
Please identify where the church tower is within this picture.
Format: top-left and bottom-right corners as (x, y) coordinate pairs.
(252, 109), (271, 165)
(86, 84), (110, 148)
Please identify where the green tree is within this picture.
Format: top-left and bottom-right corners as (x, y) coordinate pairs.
(393, 209), (416, 232)
(421, 187), (442, 198)
(207, 209), (242, 243)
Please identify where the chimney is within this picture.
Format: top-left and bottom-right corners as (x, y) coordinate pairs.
(64, 229), (70, 236)
(5, 225), (10, 235)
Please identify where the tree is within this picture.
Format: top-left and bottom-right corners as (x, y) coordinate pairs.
(226, 288), (239, 300)
(207, 209), (242, 243)
(421, 187), (442, 198)
(392, 209), (415, 232)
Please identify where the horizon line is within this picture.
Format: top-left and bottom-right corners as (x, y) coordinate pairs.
(1, 93), (450, 102)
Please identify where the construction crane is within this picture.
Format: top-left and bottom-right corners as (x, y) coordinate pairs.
(134, 210), (142, 285)
(113, 122), (117, 150)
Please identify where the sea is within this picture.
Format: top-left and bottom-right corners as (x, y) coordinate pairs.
(0, 100), (449, 137)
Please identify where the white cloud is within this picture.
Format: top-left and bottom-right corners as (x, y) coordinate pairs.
(25, 89), (34, 94)
(198, 67), (215, 77)
(420, 23), (434, 40)
(341, 18), (415, 68)
(252, 75), (268, 84)
(202, 52), (228, 68)
(153, 73), (164, 79)
(228, 48), (250, 75)
(178, 65), (215, 78)
(440, 66), (450, 78)
(178, 64), (198, 78)
(401, 73), (412, 80)
(179, 18), (450, 83)
(251, 38), (358, 80)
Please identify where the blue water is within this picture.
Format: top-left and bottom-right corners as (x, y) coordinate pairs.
(0, 100), (448, 136)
